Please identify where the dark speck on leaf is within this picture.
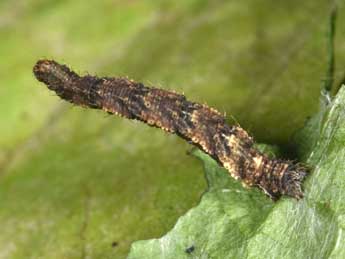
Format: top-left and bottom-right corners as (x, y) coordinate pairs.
(185, 245), (195, 254)
(111, 241), (118, 248)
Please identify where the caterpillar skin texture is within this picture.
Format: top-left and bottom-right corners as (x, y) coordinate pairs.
(33, 59), (307, 200)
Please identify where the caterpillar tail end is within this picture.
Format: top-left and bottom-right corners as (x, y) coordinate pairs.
(281, 163), (308, 200)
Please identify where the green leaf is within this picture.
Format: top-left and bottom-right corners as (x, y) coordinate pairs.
(128, 87), (345, 258)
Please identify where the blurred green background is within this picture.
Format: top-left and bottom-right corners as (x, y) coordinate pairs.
(0, 0), (345, 258)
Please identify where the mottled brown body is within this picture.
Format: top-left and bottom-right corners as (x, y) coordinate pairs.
(33, 60), (307, 200)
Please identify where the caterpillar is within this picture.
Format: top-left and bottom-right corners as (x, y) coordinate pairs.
(33, 59), (307, 200)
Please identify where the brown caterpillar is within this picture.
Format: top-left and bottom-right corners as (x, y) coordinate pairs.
(33, 59), (307, 200)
